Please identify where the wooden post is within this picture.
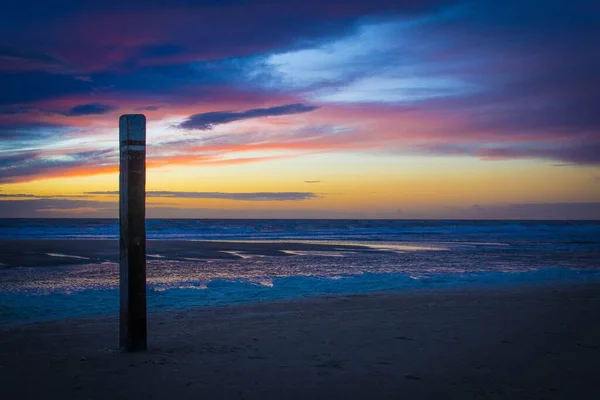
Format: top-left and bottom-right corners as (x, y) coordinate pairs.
(119, 114), (147, 352)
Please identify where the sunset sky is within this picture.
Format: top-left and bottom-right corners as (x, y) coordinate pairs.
(1, 0), (599, 219)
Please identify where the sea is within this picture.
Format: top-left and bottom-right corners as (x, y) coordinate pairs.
(1, 219), (599, 325)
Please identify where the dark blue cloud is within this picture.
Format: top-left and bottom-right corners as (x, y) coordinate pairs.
(451, 0), (599, 31)
(3, 1), (450, 74)
(0, 71), (91, 105)
(178, 103), (318, 130)
(0, 46), (69, 72)
(1, 0), (452, 108)
(64, 103), (118, 116)
(89, 57), (255, 99)
(91, 63), (200, 94)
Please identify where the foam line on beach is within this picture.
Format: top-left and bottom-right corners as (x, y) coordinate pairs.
(46, 253), (89, 260)
(192, 239), (450, 252)
(281, 250), (347, 257)
(177, 284), (208, 290)
(220, 251), (256, 259)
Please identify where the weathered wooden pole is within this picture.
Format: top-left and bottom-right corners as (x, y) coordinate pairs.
(119, 114), (147, 352)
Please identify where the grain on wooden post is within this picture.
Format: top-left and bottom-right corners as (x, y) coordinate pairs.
(119, 114), (147, 352)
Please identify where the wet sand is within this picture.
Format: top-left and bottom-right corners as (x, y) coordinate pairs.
(1, 283), (599, 399)
(0, 239), (386, 268)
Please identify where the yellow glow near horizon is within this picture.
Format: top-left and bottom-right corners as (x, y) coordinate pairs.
(2, 153), (598, 216)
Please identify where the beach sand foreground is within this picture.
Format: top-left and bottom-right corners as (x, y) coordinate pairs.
(1, 283), (599, 399)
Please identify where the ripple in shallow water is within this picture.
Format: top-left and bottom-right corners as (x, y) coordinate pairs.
(0, 243), (598, 295)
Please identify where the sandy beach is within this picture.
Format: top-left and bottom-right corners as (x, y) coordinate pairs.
(1, 282), (599, 399)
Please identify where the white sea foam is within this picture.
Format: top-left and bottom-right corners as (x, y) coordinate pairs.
(200, 239), (449, 252)
(221, 251), (255, 259)
(282, 250), (346, 257)
(46, 253), (89, 260)
(251, 279), (274, 287)
(177, 284), (207, 290)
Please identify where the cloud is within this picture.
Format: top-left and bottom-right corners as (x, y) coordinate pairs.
(304, 180), (321, 184)
(0, 193), (38, 198)
(64, 103), (118, 116)
(177, 103), (318, 130)
(0, 70), (92, 105)
(0, 126), (335, 181)
(86, 191), (320, 201)
(0, 149), (116, 183)
(410, 141), (600, 166)
(476, 143), (600, 166)
(2, 198), (597, 219)
(259, 18), (474, 103)
(0, 199), (116, 218)
(0, 193), (89, 199)
(3, 0), (448, 73)
(460, 203), (600, 220)
(364, 202), (600, 220)
(0, 46), (70, 73)
(258, 2), (599, 126)
(136, 105), (160, 111)
(0, 122), (72, 140)
(247, 0), (600, 164)
(0, 0), (598, 178)
(0, 151), (41, 169)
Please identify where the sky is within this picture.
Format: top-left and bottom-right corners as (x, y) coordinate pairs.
(0, 0), (599, 219)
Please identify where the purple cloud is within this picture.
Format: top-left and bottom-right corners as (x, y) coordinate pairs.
(64, 103), (118, 116)
(477, 143), (600, 166)
(177, 103), (318, 130)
